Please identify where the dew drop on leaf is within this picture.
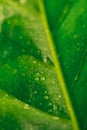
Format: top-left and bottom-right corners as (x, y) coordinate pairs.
(44, 95), (49, 100)
(22, 49), (25, 52)
(20, 0), (26, 4)
(29, 99), (31, 103)
(12, 69), (17, 74)
(73, 34), (78, 39)
(48, 109), (52, 112)
(21, 73), (26, 76)
(44, 90), (47, 94)
(53, 104), (57, 111)
(19, 35), (23, 39)
(36, 72), (40, 76)
(34, 91), (37, 95)
(52, 80), (56, 85)
(48, 102), (52, 107)
(24, 104), (29, 110)
(33, 60), (36, 64)
(25, 66), (27, 69)
(59, 95), (62, 98)
(52, 116), (60, 120)
(43, 57), (47, 63)
(41, 76), (46, 81)
(3, 50), (8, 58)
(31, 67), (34, 70)
(74, 75), (78, 81)
(35, 77), (39, 81)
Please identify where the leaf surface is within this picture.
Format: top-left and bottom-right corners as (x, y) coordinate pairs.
(0, 0), (87, 130)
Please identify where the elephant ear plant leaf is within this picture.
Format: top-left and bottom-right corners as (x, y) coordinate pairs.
(0, 0), (87, 130)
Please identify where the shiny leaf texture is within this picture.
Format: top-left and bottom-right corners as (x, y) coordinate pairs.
(0, 0), (87, 130)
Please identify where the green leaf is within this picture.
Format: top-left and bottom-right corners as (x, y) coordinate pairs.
(0, 0), (87, 130)
(0, 90), (72, 130)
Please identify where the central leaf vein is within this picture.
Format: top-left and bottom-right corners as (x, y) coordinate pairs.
(38, 1), (80, 130)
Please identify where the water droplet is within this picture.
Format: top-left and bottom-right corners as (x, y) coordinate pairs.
(44, 91), (47, 94)
(44, 95), (49, 100)
(43, 57), (47, 63)
(52, 116), (60, 120)
(38, 63), (41, 67)
(35, 77), (39, 81)
(27, 40), (31, 44)
(36, 72), (40, 76)
(52, 80), (56, 84)
(18, 56), (21, 59)
(20, 59), (24, 63)
(4, 64), (10, 68)
(41, 76), (45, 81)
(3, 94), (8, 99)
(22, 49), (25, 52)
(7, 20), (11, 25)
(48, 109), (52, 112)
(82, 24), (85, 29)
(39, 102), (42, 106)
(19, 36), (23, 39)
(19, 65), (22, 68)
(53, 104), (57, 111)
(48, 102), (52, 106)
(20, 0), (26, 4)
(73, 34), (78, 39)
(12, 69), (17, 74)
(3, 50), (8, 57)
(25, 66), (27, 69)
(59, 95), (62, 98)
(34, 91), (37, 94)
(29, 99), (31, 103)
(74, 75), (78, 81)
(77, 42), (80, 45)
(21, 73), (26, 76)
(31, 67), (34, 70)
(33, 61), (36, 64)
(24, 104), (29, 110)
(63, 62), (66, 65)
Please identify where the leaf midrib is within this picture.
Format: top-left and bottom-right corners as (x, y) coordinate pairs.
(38, 1), (80, 130)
